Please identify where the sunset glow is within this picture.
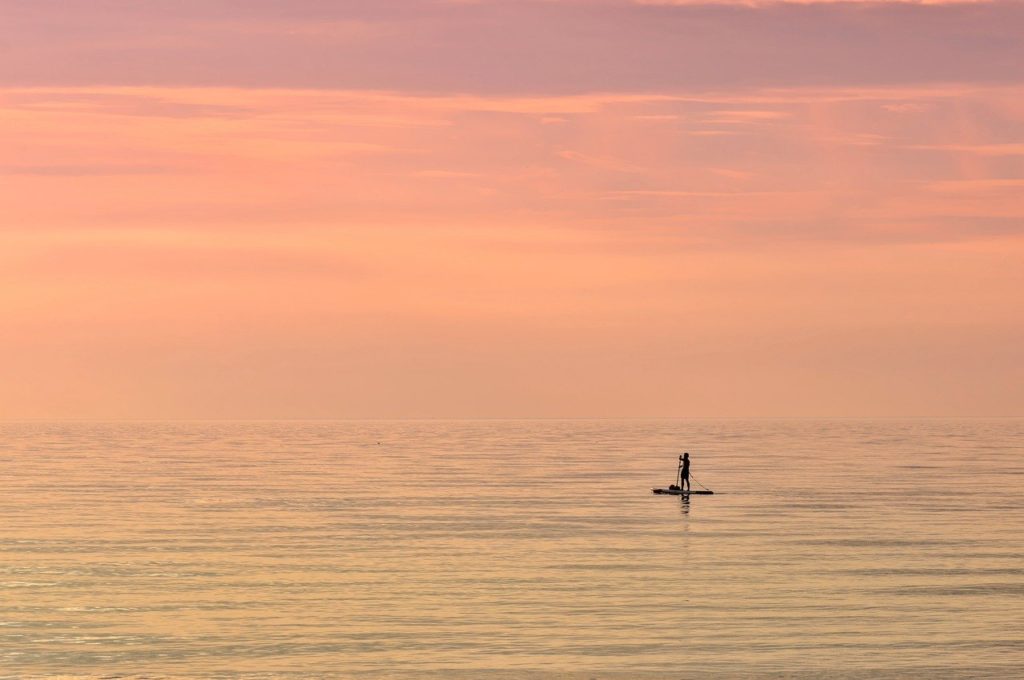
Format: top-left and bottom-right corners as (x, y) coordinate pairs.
(3, 0), (1022, 418)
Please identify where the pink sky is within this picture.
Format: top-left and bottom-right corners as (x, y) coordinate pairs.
(2, 1), (1022, 418)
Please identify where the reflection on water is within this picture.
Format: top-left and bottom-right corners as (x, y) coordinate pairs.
(0, 419), (1021, 678)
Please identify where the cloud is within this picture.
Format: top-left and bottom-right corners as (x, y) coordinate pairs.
(633, 0), (1002, 5)
(413, 169), (483, 178)
(910, 143), (1024, 156)
(602, 189), (787, 197)
(926, 179), (1024, 191)
(1, 89), (1017, 262)
(3, 1), (1024, 93)
(703, 109), (793, 124)
(557, 150), (646, 172)
(2, 78), (1023, 417)
(0, 163), (181, 176)
(3, 84), (1022, 246)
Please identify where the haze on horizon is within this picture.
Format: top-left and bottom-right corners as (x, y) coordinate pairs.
(2, 0), (1022, 419)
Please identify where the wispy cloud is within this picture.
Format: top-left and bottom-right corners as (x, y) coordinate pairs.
(910, 143), (1024, 156)
(2, 2), (1023, 417)
(0, 163), (181, 176)
(926, 178), (1024, 191)
(3, 84), (1022, 245)
(557, 150), (646, 173)
(634, 0), (1002, 5)
(4, 1), (1023, 93)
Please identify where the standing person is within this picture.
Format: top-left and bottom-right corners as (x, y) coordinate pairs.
(679, 453), (690, 493)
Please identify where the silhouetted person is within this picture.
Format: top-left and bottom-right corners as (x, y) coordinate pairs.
(679, 452), (690, 493)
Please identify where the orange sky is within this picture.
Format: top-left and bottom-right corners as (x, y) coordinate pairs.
(2, 1), (1022, 418)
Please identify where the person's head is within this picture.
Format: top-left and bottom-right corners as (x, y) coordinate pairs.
(683, 452), (689, 460)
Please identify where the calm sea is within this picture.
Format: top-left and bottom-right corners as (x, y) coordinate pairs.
(1, 419), (1022, 678)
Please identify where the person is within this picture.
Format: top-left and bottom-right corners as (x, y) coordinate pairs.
(679, 452), (690, 493)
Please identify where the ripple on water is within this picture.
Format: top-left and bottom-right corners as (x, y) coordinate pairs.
(0, 419), (1021, 677)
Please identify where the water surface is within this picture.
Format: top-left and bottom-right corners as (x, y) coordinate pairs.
(1, 419), (1022, 677)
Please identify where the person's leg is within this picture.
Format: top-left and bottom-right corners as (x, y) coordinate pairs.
(683, 474), (690, 492)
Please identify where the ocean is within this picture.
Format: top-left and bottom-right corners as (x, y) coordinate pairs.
(1, 419), (1021, 678)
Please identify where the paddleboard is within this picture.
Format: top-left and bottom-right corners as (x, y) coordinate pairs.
(652, 488), (714, 495)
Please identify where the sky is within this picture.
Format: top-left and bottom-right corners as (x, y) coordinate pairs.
(2, 0), (1022, 418)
